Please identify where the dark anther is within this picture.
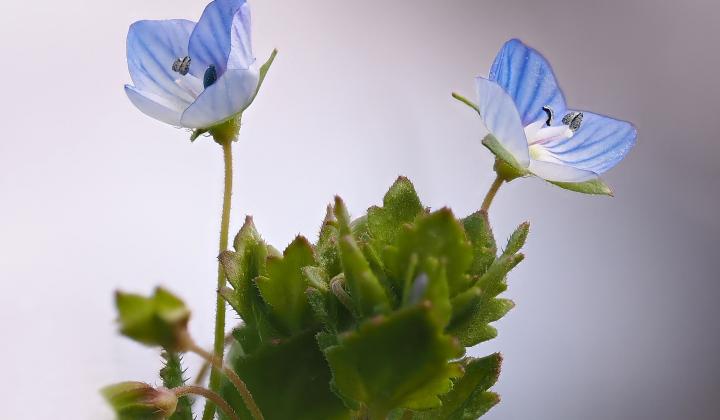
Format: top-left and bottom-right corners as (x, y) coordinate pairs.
(542, 106), (555, 126)
(562, 112), (584, 132)
(172, 56), (191, 76)
(203, 65), (218, 88)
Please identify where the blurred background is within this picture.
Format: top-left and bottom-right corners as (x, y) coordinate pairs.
(1, 0), (718, 418)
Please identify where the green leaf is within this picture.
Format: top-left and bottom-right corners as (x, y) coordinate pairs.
(360, 239), (400, 306)
(350, 214), (370, 241)
(220, 216), (280, 342)
(550, 178), (614, 196)
(221, 330), (350, 420)
(160, 351), (193, 420)
(404, 258), (451, 328)
(449, 286), (481, 325)
(503, 222), (529, 257)
(447, 298), (515, 347)
(461, 210), (497, 276)
(453, 322), (498, 347)
(412, 353), (502, 419)
(367, 176), (424, 246)
(317, 205), (343, 277)
(221, 218), (269, 303)
(476, 253), (524, 297)
(333, 196), (352, 235)
(388, 209), (473, 297)
(338, 235), (391, 318)
(306, 287), (334, 330)
(115, 287), (191, 351)
(324, 304), (463, 417)
(256, 236), (317, 334)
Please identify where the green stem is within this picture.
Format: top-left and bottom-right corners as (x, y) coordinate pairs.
(481, 175), (504, 212)
(202, 139), (234, 420)
(174, 385), (240, 420)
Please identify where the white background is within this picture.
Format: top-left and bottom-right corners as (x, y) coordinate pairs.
(0, 0), (718, 418)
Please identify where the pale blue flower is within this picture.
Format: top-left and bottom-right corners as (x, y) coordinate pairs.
(470, 39), (637, 194)
(125, 0), (267, 130)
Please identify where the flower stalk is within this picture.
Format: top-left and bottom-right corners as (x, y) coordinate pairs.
(203, 133), (237, 419)
(481, 174), (504, 212)
(190, 338), (264, 420)
(174, 385), (240, 420)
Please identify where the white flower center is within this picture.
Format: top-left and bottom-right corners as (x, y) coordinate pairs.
(173, 75), (204, 103)
(524, 119), (574, 162)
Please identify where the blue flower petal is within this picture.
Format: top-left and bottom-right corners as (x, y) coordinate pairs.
(475, 77), (530, 167)
(125, 85), (185, 126)
(188, 0), (253, 79)
(489, 39), (567, 127)
(127, 19), (196, 104)
(180, 67), (259, 128)
(545, 112), (637, 174)
(528, 159), (598, 183)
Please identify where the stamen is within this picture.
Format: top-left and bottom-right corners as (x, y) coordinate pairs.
(562, 112), (584, 132)
(172, 56), (191, 76)
(203, 65), (218, 89)
(542, 106), (555, 126)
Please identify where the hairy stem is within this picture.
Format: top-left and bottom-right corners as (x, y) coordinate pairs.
(190, 341), (264, 420)
(481, 175), (504, 212)
(173, 385), (239, 420)
(194, 331), (235, 386)
(202, 139), (234, 420)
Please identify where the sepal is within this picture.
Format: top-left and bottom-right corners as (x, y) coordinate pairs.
(482, 135), (528, 181)
(102, 382), (177, 420)
(550, 178), (614, 196)
(192, 49), (278, 143)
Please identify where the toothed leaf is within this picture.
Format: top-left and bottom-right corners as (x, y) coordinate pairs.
(448, 298), (515, 347)
(338, 235), (391, 318)
(318, 205), (343, 277)
(221, 330), (350, 420)
(412, 353), (502, 419)
(462, 211), (497, 276)
(503, 222), (529, 257)
(256, 236), (317, 334)
(388, 209), (473, 297)
(325, 304), (463, 418)
(367, 176), (424, 246)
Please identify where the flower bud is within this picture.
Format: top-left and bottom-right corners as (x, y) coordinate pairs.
(115, 287), (192, 352)
(101, 381), (177, 419)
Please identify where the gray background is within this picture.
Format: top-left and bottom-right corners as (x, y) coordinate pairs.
(0, 0), (718, 418)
